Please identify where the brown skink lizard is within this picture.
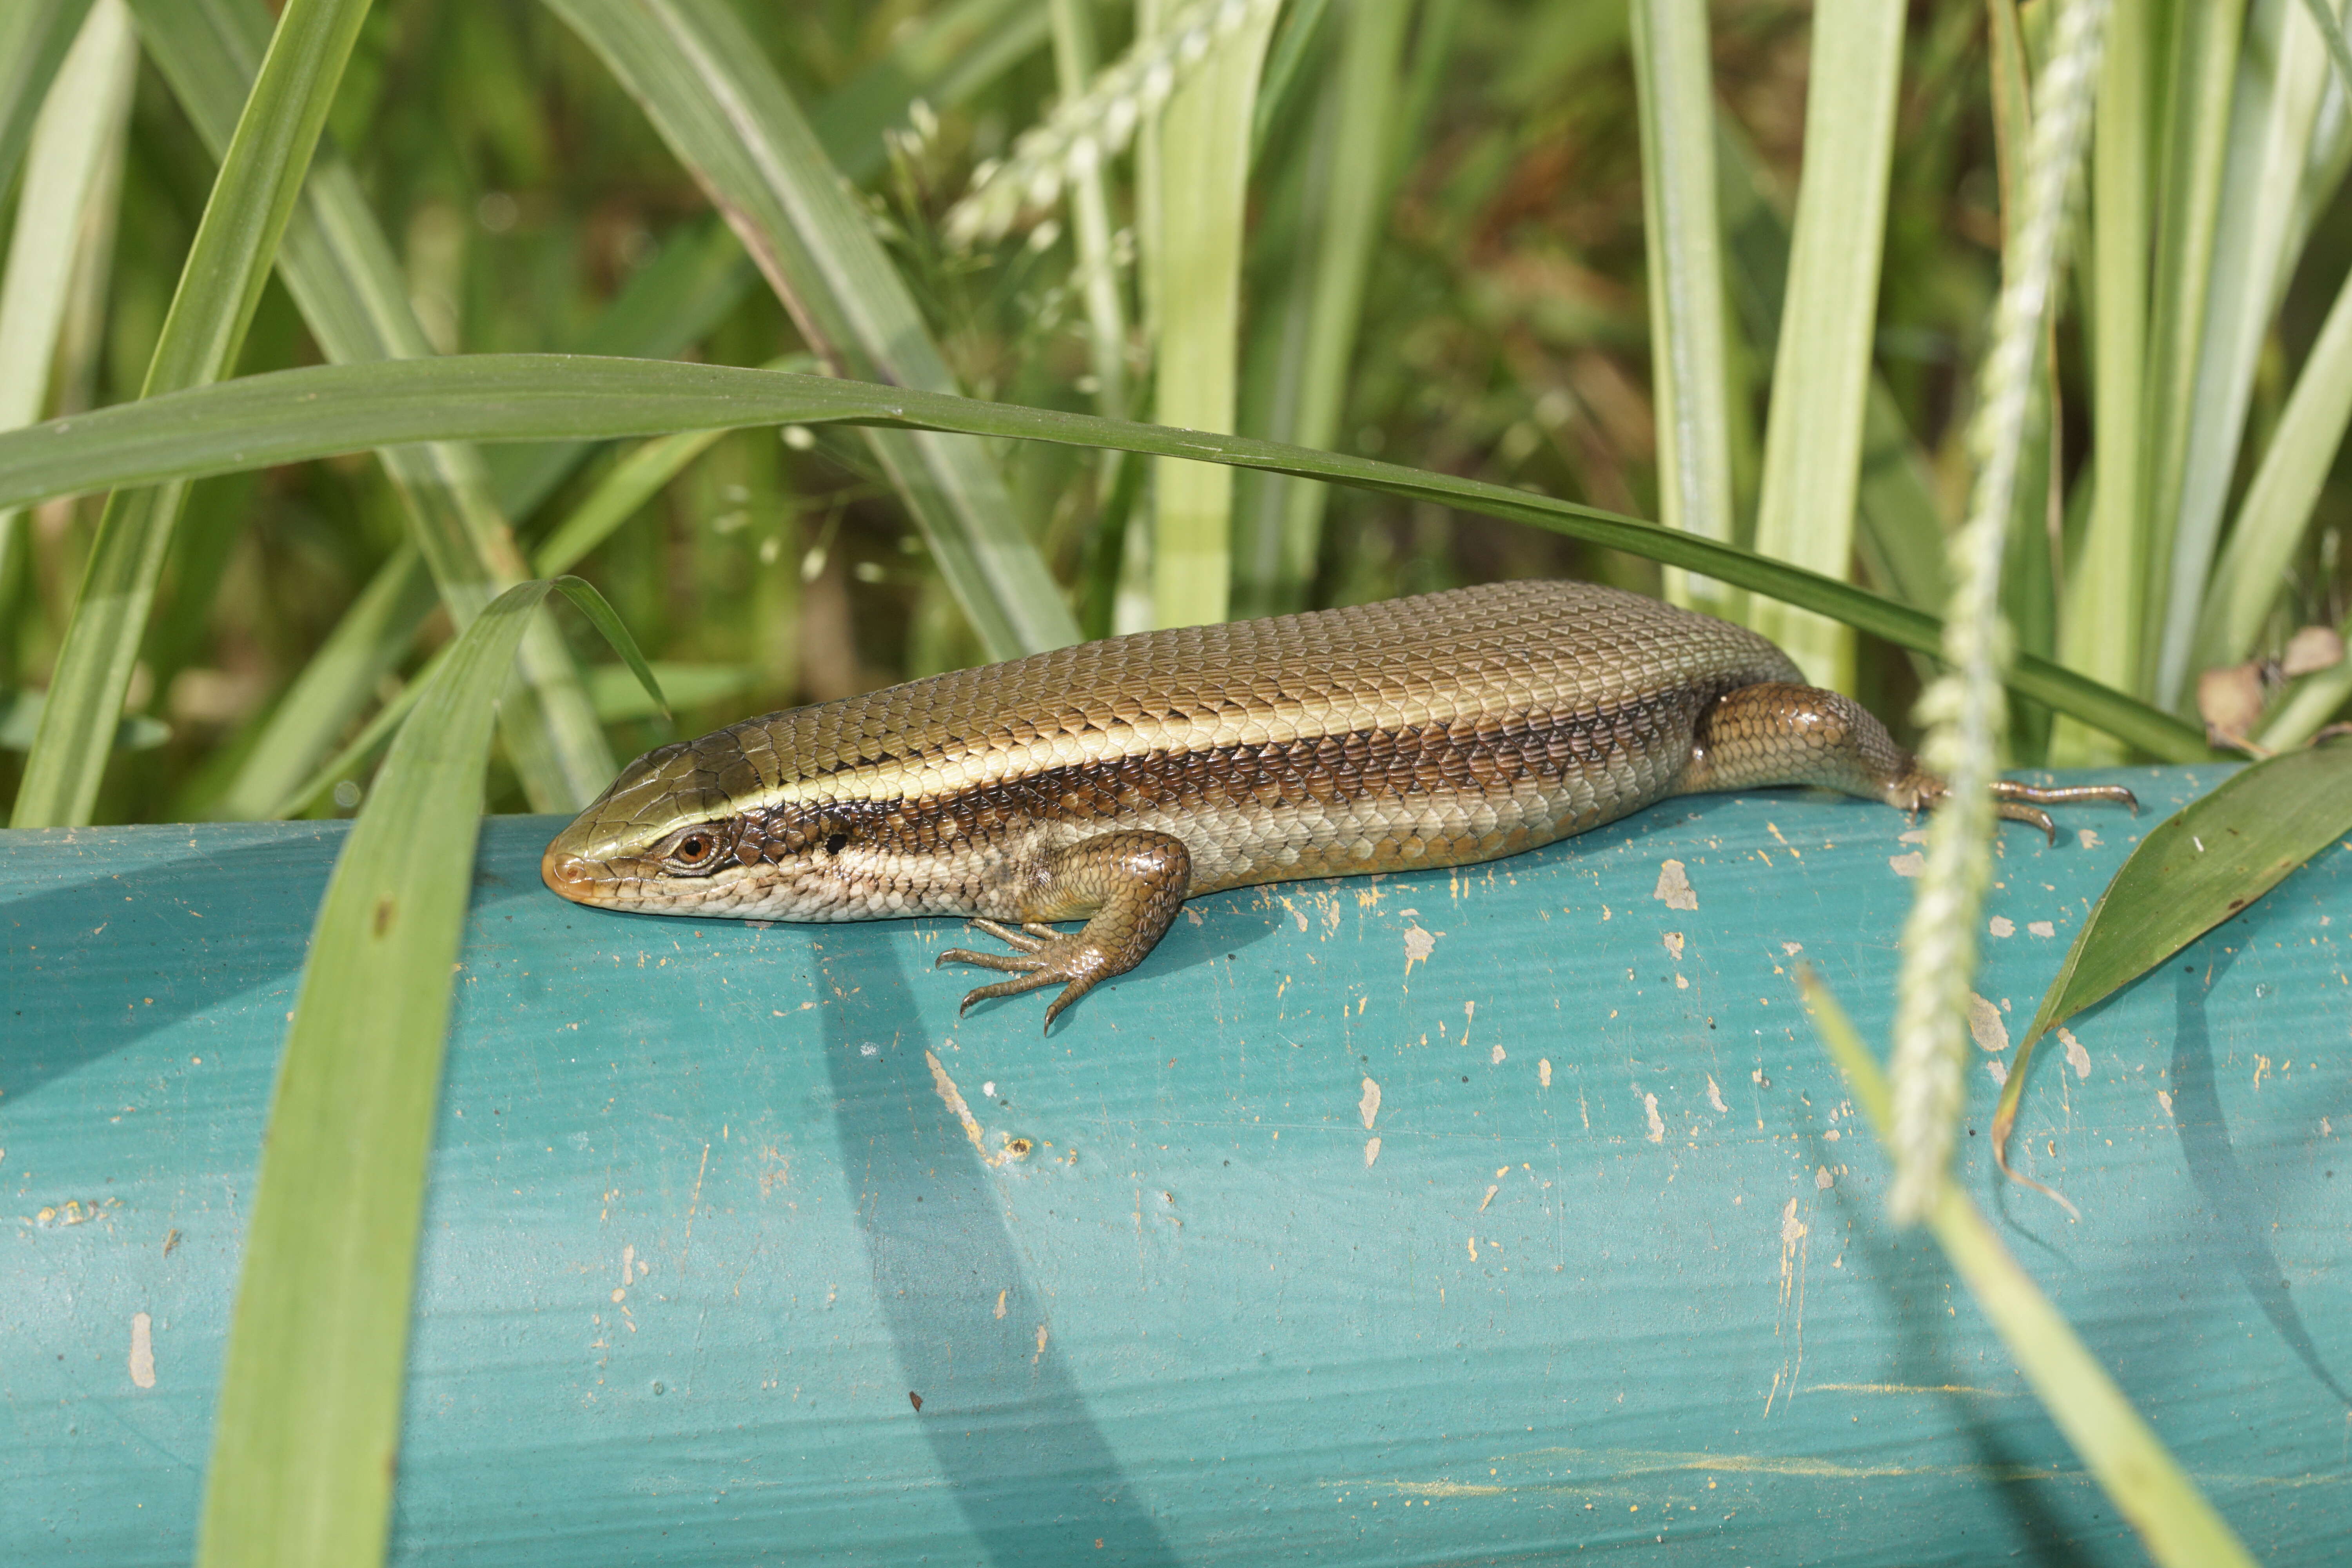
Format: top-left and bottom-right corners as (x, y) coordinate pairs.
(541, 580), (2133, 1026)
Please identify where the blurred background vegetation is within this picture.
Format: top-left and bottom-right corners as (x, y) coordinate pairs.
(1, 0), (2344, 826)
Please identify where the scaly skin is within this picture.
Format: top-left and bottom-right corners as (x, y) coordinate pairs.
(542, 580), (2134, 1026)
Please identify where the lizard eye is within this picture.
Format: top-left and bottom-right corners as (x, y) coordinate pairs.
(664, 829), (723, 872)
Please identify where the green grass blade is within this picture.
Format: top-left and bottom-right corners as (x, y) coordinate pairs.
(2194, 260), (2352, 679)
(1250, 0), (1334, 159)
(1631, 0), (1740, 623)
(586, 659), (754, 721)
(550, 575), (666, 719)
(1145, 0), (1278, 628)
(546, 0), (1078, 660)
(2301, 0), (2352, 94)
(2135, 0), (2248, 698)
(0, 0), (133, 615)
(134, 0), (616, 813)
(2156, 0), (2334, 707)
(0, 352), (2212, 759)
(2051, 0), (2153, 763)
(1748, 0), (1906, 690)
(1798, 974), (2261, 1568)
(0, 0), (95, 197)
(1233, 0), (1408, 619)
(1715, 110), (1948, 615)
(1049, 0), (1134, 515)
(193, 576), (637, 1568)
(2022, 742), (2352, 1052)
(11, 0), (376, 828)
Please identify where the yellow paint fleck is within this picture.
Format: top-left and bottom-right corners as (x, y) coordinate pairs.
(129, 1312), (155, 1390)
(1661, 931), (1685, 961)
(1479, 1184), (1499, 1212)
(927, 1051), (1014, 1167)
(1490, 1044), (1505, 1065)
(1364, 1137), (1381, 1168)
(1644, 1094), (1664, 1143)
(995, 1290), (1007, 1319)
(1967, 993), (2009, 1053)
(1359, 1076), (1382, 1130)
(1653, 860), (1697, 911)
(1706, 1075), (1726, 1114)
(1538, 1059), (1552, 1088)
(1989, 916), (2015, 938)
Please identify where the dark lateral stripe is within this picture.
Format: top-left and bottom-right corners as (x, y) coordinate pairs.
(731, 686), (1711, 863)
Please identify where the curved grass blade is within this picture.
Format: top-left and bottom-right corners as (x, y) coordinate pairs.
(1993, 740), (2352, 1178)
(546, 0), (1078, 660)
(194, 576), (643, 1568)
(0, 352), (2211, 760)
(11, 0), (376, 828)
(1798, 973), (2259, 1568)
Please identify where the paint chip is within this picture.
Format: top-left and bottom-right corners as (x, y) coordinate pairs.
(129, 1313), (155, 1390)
(1706, 1075), (1727, 1114)
(1782, 941), (1803, 956)
(1815, 1167), (1833, 1190)
(994, 1290), (1007, 1319)
(1967, 992), (2009, 1053)
(2028, 920), (2055, 938)
(1490, 1043), (1505, 1064)
(1364, 1136), (1381, 1167)
(1986, 1060), (2009, 1086)
(2077, 828), (2102, 849)
(1662, 931), (1685, 961)
(2060, 1028), (2090, 1078)
(1538, 1058), (1552, 1088)
(1889, 851), (1926, 878)
(1644, 1093), (1664, 1143)
(1359, 1076), (1382, 1129)
(1402, 925), (1438, 968)
(1653, 860), (1698, 910)
(2158, 1090), (2174, 1118)
(1780, 1197), (1808, 1245)
(1989, 916), (2015, 938)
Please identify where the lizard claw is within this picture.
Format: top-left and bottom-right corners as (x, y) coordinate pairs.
(939, 920), (1114, 1033)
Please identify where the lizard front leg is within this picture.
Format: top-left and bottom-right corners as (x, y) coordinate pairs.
(937, 831), (1193, 1030)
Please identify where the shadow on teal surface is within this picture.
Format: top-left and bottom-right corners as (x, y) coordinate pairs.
(817, 933), (1178, 1563)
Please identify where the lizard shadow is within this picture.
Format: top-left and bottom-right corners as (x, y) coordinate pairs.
(813, 929), (1177, 1566)
(2166, 938), (2352, 1410)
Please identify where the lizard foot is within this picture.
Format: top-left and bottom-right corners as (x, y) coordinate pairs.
(938, 920), (1120, 1031)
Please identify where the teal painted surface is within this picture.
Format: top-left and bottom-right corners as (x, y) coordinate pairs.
(2, 768), (2348, 1564)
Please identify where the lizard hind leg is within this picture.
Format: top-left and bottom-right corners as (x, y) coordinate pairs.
(1674, 681), (2136, 838)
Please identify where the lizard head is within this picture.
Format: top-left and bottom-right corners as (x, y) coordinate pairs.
(541, 730), (880, 920)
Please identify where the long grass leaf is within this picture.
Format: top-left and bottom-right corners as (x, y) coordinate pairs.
(2136, 0), (2249, 697)
(193, 576), (644, 1568)
(1715, 111), (1949, 614)
(0, 353), (2211, 759)
(10, 0), (377, 828)
(1233, 0), (1408, 618)
(0, 0), (133, 617)
(2051, 0), (2152, 763)
(1051, 0), (1134, 506)
(1748, 0), (1906, 690)
(1798, 975), (2261, 1568)
(2155, 0), (2334, 706)
(1145, 0), (1278, 627)
(1631, 0), (1740, 623)
(546, 0), (1078, 659)
(0, 0), (95, 197)
(133, 0), (615, 813)
(2193, 261), (2352, 677)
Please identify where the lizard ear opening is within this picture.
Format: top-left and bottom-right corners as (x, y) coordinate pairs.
(824, 831), (850, 856)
